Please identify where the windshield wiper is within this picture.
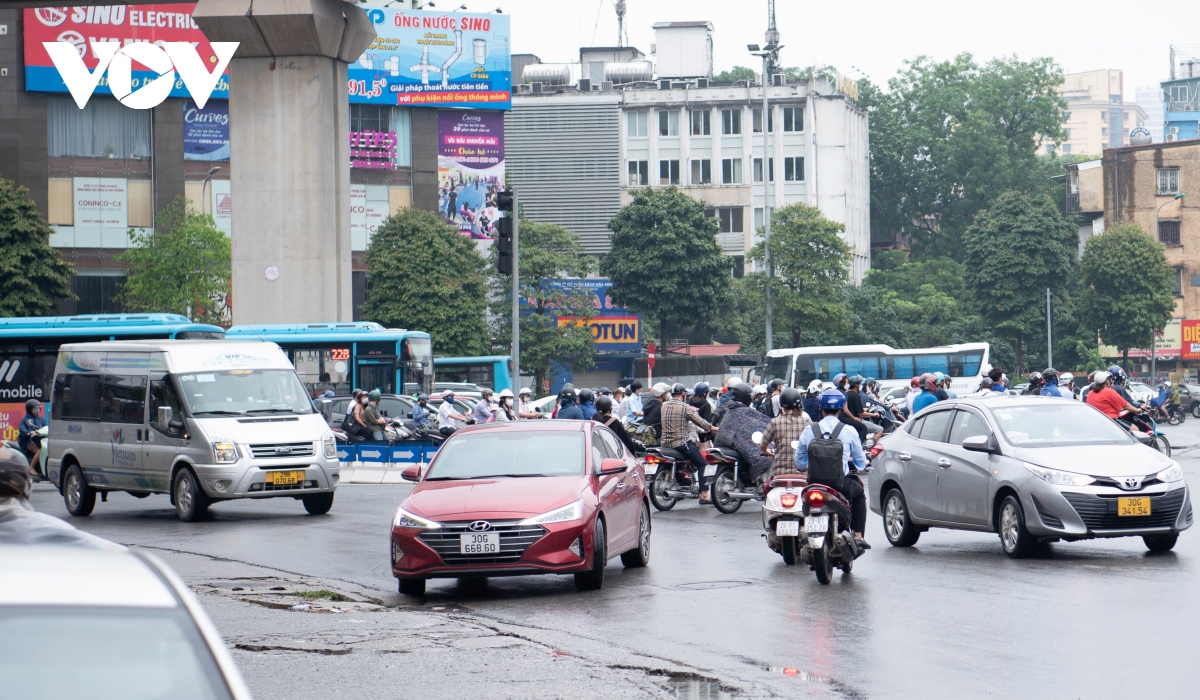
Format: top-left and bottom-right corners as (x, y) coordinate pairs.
(245, 408), (306, 414)
(485, 473), (547, 478)
(423, 476), (470, 481)
(194, 410), (244, 416)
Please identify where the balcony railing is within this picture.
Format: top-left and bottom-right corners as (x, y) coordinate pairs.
(1065, 192), (1079, 214)
(1167, 98), (1200, 113)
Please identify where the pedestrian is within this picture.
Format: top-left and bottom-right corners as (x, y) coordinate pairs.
(761, 388), (813, 477)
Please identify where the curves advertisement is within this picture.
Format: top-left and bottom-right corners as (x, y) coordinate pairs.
(23, 4), (230, 100)
(356, 8), (510, 109)
(438, 111), (505, 240)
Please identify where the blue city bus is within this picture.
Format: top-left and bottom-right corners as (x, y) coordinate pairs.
(225, 322), (433, 398)
(0, 314), (225, 439)
(433, 356), (513, 392)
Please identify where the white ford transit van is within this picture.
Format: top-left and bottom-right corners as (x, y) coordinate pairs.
(47, 340), (340, 521)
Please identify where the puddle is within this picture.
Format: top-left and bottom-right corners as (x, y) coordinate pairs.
(662, 677), (735, 699)
(764, 665), (831, 684)
(673, 580), (755, 591)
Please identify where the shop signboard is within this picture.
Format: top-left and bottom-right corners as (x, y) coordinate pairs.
(438, 111), (504, 240)
(184, 98), (230, 161)
(1100, 318), (1184, 359)
(73, 177), (128, 248)
(543, 278), (642, 352)
(1183, 320), (1200, 361)
(350, 185), (389, 251)
(23, 4), (230, 101)
(356, 8), (511, 109)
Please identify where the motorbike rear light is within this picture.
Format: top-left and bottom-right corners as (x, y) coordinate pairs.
(780, 493), (798, 508)
(701, 450), (717, 463)
(645, 454), (662, 465)
(806, 490), (826, 506)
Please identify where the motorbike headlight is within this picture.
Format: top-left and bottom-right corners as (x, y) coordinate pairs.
(393, 506), (442, 530)
(322, 432), (337, 459)
(1156, 462), (1184, 483)
(1023, 462), (1094, 487)
(517, 499), (583, 526)
(212, 439), (239, 464)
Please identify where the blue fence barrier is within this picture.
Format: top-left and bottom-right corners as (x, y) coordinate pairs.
(337, 439), (439, 465)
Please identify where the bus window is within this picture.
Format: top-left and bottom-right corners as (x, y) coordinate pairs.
(817, 358), (842, 381)
(889, 356), (914, 379)
(291, 348), (353, 397)
(949, 353), (983, 377)
(844, 357), (880, 379)
(762, 356), (793, 385)
(914, 355), (948, 376)
(174, 330), (226, 340)
(401, 338), (433, 395)
(436, 364), (493, 388)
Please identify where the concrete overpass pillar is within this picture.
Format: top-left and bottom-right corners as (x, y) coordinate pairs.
(193, 0), (374, 324)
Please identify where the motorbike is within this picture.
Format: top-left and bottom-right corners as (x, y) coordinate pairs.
(706, 446), (765, 514)
(1165, 402), (1186, 426)
(800, 482), (866, 584)
(645, 446), (705, 511)
(1118, 409), (1171, 457)
(761, 473), (808, 565)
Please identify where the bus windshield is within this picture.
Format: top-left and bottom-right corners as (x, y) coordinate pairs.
(762, 355), (792, 384)
(176, 369), (314, 416)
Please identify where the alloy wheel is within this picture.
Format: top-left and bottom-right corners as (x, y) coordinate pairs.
(177, 475), (193, 514)
(1000, 503), (1019, 552)
(885, 495), (906, 541)
(638, 506), (650, 557)
(66, 472), (81, 510)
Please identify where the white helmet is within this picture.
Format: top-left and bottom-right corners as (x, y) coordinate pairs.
(752, 384), (768, 396)
(499, 388), (514, 398)
(1060, 372), (1074, 382)
(519, 387), (532, 395)
(807, 379), (823, 392)
(1092, 371), (1111, 385)
(650, 382), (671, 397)
(440, 389), (455, 399)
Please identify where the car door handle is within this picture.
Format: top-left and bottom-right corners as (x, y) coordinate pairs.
(937, 458), (952, 469)
(898, 452), (912, 462)
(616, 481), (627, 489)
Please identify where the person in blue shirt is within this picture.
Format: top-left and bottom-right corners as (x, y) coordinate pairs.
(18, 400), (46, 466)
(1038, 368), (1072, 399)
(794, 389), (870, 549)
(578, 388), (597, 420)
(411, 394), (434, 430)
(910, 374), (943, 414)
(987, 367), (1007, 392)
(556, 387), (585, 420)
(623, 381), (644, 423)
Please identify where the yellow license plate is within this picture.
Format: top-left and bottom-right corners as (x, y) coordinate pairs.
(1118, 497), (1151, 517)
(266, 470), (306, 485)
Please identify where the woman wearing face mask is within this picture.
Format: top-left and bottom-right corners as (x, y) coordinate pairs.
(495, 389), (516, 422)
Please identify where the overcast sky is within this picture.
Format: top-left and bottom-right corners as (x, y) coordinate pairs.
(496, 0), (1200, 100)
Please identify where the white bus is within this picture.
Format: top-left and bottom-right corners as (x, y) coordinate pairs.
(761, 343), (991, 394)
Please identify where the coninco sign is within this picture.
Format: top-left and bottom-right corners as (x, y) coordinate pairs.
(44, 40), (237, 109)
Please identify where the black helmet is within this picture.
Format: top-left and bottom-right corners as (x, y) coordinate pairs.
(767, 378), (786, 392)
(25, 399), (40, 413)
(630, 380), (643, 390)
(728, 382), (753, 406)
(693, 382), (710, 395)
(578, 388), (594, 403)
(671, 383), (687, 396)
(0, 444), (31, 499)
(848, 375), (864, 387)
(1042, 367), (1058, 380)
(595, 395), (614, 413)
(779, 387), (803, 410)
(558, 386), (577, 400)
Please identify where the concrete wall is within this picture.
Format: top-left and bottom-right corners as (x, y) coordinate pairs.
(0, 8), (48, 215)
(152, 98), (186, 219)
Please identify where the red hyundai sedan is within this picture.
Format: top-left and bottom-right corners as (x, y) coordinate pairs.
(391, 421), (651, 595)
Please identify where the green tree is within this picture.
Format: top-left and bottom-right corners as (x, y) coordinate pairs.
(865, 256), (968, 304)
(1079, 222), (1176, 367)
(601, 187), (731, 344)
(363, 208), (489, 356)
(0, 178), (75, 316)
(963, 190), (1078, 374)
(714, 66), (756, 82)
(860, 54), (1067, 258)
(116, 197), (229, 324)
(488, 220), (596, 392)
(746, 203), (851, 347)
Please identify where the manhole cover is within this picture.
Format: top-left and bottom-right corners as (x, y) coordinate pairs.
(674, 580), (755, 591)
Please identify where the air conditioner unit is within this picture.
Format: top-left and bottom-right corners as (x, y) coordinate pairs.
(1169, 126), (1179, 135)
(1167, 133), (1177, 142)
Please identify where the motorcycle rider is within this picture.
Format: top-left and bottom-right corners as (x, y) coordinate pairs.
(750, 383), (768, 412)
(18, 399), (46, 468)
(761, 378), (786, 418)
(713, 382), (774, 486)
(643, 383), (669, 430)
(905, 376), (922, 416)
(1023, 371), (1044, 396)
(841, 375), (884, 445)
(688, 382), (715, 444)
(988, 367), (1007, 392)
(364, 389), (386, 440)
(411, 393), (434, 430)
(594, 396), (642, 453)
(760, 387), (812, 476)
(1107, 366), (1137, 405)
(472, 387), (496, 424)
(578, 388), (598, 420)
(556, 386), (585, 420)
(1038, 368), (1071, 398)
(968, 377), (995, 397)
(1085, 371), (1142, 422)
(660, 383), (719, 503)
(517, 387), (541, 419)
(437, 390), (470, 436)
(495, 389), (516, 421)
(794, 389), (870, 549)
(910, 373), (945, 414)
(622, 380), (645, 423)
(0, 444), (122, 548)
(803, 380), (823, 423)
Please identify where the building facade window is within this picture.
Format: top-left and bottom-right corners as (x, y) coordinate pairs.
(1064, 111), (1071, 121)
(782, 107), (803, 132)
(753, 157), (774, 182)
(659, 159), (680, 185)
(721, 109), (741, 135)
(658, 110), (679, 136)
(1101, 127), (1108, 136)
(690, 159), (712, 184)
(1063, 128), (1071, 139)
(1158, 168), (1180, 194)
(1046, 145), (1056, 154)
(722, 158), (743, 184)
(626, 110), (648, 138)
(1173, 268), (1183, 297)
(1101, 111), (1108, 122)
(783, 156), (804, 181)
(690, 109), (711, 136)
(628, 160), (649, 186)
(1159, 220), (1182, 246)
(752, 108), (774, 133)
(48, 96), (151, 158)
(706, 206), (744, 234)
(1062, 144), (1072, 153)
(1169, 85), (1189, 103)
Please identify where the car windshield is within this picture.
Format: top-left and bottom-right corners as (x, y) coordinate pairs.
(426, 431), (585, 479)
(176, 369), (313, 415)
(988, 403), (1135, 448)
(0, 606), (232, 700)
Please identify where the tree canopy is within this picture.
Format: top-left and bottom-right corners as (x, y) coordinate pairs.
(117, 196), (229, 324)
(601, 187), (731, 343)
(363, 207), (490, 356)
(0, 178), (75, 316)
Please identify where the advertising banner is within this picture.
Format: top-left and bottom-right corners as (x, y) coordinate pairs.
(210, 179), (232, 236)
(438, 111), (505, 239)
(355, 8), (511, 109)
(350, 130), (400, 170)
(23, 4), (230, 100)
(0, 357), (47, 443)
(543, 278), (642, 352)
(73, 177), (128, 248)
(1101, 318), (1184, 359)
(184, 98), (230, 160)
(350, 185), (389, 251)
(1182, 320), (1200, 361)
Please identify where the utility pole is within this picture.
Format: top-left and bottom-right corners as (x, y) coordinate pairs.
(748, 0), (782, 352)
(496, 191), (519, 390)
(1045, 288), (1052, 368)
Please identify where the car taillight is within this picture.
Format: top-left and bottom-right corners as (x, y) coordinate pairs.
(868, 445), (884, 460)
(806, 490), (825, 506)
(780, 493), (798, 508)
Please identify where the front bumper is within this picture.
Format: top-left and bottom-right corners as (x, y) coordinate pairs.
(1022, 481), (1192, 539)
(391, 517), (592, 579)
(193, 458), (340, 499)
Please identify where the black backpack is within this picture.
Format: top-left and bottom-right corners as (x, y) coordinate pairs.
(806, 423), (846, 484)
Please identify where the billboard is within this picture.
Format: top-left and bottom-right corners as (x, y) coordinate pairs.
(355, 8), (511, 110)
(184, 98), (230, 160)
(1183, 320), (1200, 360)
(1101, 318), (1183, 359)
(23, 4), (230, 101)
(543, 278), (642, 352)
(438, 111), (505, 239)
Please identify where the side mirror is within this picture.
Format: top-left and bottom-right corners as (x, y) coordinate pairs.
(318, 399), (333, 422)
(157, 406), (173, 427)
(400, 465), (422, 482)
(599, 458), (628, 475)
(961, 434), (998, 454)
(382, 410), (390, 418)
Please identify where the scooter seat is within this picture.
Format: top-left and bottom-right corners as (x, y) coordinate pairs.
(657, 447), (687, 461)
(766, 473), (807, 497)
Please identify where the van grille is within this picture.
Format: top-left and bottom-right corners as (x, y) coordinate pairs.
(249, 442), (316, 459)
(418, 521), (547, 566)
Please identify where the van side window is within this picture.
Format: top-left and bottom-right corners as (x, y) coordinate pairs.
(100, 374), (147, 424)
(55, 373), (104, 421)
(149, 378), (185, 436)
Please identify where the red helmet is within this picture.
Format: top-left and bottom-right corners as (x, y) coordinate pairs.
(909, 376), (920, 388)
(920, 373), (940, 392)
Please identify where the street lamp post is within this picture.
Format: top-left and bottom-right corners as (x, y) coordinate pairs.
(202, 166), (221, 217)
(749, 43), (779, 352)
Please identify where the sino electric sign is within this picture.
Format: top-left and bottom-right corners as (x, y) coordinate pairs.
(23, 5), (232, 103)
(355, 8), (511, 110)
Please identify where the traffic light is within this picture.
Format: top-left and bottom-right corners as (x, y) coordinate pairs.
(496, 189), (515, 275)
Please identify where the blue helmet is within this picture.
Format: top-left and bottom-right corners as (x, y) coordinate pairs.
(819, 388), (847, 411)
(1107, 365), (1126, 381)
(831, 373), (847, 385)
(932, 371), (946, 382)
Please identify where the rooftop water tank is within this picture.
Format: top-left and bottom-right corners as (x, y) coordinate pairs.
(604, 61), (654, 84)
(522, 63), (572, 86)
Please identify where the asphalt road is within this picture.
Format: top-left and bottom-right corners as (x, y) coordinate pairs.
(27, 420), (1200, 699)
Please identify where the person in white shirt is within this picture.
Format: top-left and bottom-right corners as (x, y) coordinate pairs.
(437, 390), (469, 436)
(623, 381), (644, 423)
(517, 387), (540, 419)
(905, 377), (921, 416)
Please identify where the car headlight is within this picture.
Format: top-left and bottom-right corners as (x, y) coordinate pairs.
(212, 439), (239, 464)
(1024, 462), (1094, 487)
(517, 499), (583, 526)
(1156, 462), (1184, 483)
(393, 506), (442, 530)
(322, 432), (337, 459)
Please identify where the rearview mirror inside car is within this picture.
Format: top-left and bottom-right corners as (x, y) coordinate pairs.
(599, 458), (628, 475)
(961, 435), (997, 453)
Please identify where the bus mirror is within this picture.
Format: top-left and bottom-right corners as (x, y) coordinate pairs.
(157, 406), (173, 427)
(318, 399), (333, 422)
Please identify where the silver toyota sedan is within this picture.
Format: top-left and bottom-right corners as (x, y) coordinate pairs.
(868, 395), (1192, 557)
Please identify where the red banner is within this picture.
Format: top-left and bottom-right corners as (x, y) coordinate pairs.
(1182, 320), (1200, 360)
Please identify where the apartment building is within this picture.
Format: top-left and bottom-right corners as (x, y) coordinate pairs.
(1048, 70), (1146, 155)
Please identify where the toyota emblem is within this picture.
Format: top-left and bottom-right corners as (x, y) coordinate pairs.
(1123, 477), (1141, 490)
(467, 521), (492, 532)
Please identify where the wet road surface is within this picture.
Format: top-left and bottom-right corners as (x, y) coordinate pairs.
(27, 423), (1200, 699)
